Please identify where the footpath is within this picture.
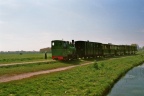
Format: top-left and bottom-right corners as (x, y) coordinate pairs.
(0, 61), (94, 83)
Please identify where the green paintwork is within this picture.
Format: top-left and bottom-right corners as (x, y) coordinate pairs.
(51, 40), (76, 58)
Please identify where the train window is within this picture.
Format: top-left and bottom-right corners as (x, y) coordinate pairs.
(57, 42), (62, 46)
(63, 42), (66, 47)
(52, 42), (54, 46)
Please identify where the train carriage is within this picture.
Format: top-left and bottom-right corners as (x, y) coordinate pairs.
(130, 45), (137, 54)
(119, 45), (125, 55)
(114, 45), (120, 55)
(93, 42), (103, 57)
(102, 44), (110, 56)
(51, 39), (137, 60)
(75, 41), (86, 58)
(131, 45), (137, 54)
(125, 45), (130, 55)
(75, 41), (103, 58)
(75, 41), (94, 58)
(109, 44), (117, 56)
(86, 41), (94, 58)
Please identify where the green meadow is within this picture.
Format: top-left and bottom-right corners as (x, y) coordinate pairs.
(0, 54), (144, 96)
(0, 53), (52, 64)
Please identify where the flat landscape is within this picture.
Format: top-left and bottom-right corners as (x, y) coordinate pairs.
(1, 0), (144, 96)
(0, 52), (144, 96)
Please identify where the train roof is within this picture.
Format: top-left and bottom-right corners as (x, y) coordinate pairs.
(75, 40), (102, 44)
(52, 40), (67, 42)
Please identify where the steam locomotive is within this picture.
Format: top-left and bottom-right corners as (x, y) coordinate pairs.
(51, 40), (137, 60)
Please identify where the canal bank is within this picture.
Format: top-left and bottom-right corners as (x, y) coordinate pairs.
(108, 63), (144, 96)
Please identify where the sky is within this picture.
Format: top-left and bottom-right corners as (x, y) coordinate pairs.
(0, 0), (144, 51)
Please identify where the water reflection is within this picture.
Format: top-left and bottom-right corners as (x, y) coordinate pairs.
(108, 63), (144, 96)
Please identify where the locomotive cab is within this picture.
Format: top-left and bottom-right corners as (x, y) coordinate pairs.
(51, 40), (76, 60)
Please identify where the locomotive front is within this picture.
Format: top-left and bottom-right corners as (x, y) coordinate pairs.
(51, 40), (76, 60)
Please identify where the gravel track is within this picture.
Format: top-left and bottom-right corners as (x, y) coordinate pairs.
(0, 62), (94, 83)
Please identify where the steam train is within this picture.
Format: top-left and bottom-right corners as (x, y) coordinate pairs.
(51, 40), (137, 60)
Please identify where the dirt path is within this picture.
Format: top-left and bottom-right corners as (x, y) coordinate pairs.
(0, 62), (94, 83)
(0, 60), (55, 67)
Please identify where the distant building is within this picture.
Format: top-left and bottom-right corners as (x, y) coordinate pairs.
(40, 47), (51, 53)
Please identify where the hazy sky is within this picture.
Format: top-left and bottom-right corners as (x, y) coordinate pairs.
(0, 0), (144, 51)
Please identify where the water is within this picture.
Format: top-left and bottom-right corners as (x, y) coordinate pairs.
(108, 63), (144, 96)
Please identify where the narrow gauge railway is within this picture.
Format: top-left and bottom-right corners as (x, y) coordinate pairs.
(51, 40), (137, 60)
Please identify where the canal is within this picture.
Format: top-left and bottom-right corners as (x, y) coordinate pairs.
(108, 63), (144, 96)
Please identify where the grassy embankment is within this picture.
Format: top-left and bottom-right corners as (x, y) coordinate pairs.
(0, 53), (52, 64)
(0, 53), (144, 96)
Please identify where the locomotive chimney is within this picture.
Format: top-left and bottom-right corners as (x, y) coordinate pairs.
(72, 40), (74, 44)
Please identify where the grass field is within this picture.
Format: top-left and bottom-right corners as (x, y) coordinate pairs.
(0, 60), (91, 77)
(0, 53), (52, 64)
(0, 54), (144, 96)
